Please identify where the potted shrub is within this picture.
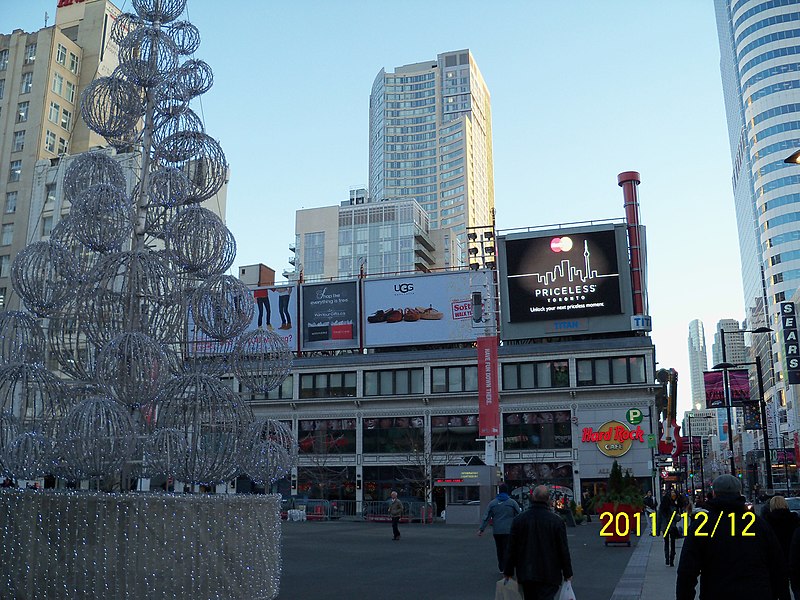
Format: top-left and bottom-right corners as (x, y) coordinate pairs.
(591, 460), (644, 546)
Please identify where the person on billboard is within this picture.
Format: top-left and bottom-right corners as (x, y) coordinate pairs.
(254, 288), (271, 329)
(478, 483), (522, 573)
(276, 286), (292, 330)
(503, 485), (573, 599)
(676, 474), (785, 600)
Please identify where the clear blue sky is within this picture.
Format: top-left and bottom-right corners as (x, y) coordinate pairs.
(4, 1), (743, 419)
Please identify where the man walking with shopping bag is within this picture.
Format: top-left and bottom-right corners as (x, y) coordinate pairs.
(503, 485), (574, 600)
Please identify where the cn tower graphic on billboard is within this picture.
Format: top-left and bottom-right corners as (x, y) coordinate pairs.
(505, 229), (623, 323)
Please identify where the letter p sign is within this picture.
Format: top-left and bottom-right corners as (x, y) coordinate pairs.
(626, 408), (643, 425)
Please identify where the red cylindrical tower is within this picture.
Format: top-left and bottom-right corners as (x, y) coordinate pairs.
(618, 171), (646, 316)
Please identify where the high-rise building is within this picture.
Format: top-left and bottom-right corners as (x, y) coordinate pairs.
(368, 49), (494, 264)
(0, 0), (122, 307)
(714, 0), (800, 423)
(711, 319), (747, 368)
(688, 319), (709, 410)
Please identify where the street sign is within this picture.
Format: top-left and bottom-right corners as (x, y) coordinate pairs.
(646, 434), (657, 448)
(626, 409), (643, 425)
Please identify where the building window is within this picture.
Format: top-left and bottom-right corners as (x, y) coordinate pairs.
(303, 231), (325, 277)
(502, 360), (569, 389)
(431, 414), (481, 452)
(65, 81), (75, 104)
(503, 410), (572, 450)
(1, 224), (13, 246)
(61, 108), (72, 130)
(0, 50), (8, 70)
(57, 137), (68, 155)
(45, 183), (56, 205)
(298, 418), (357, 454)
(12, 131), (24, 152)
(56, 44), (67, 65)
(48, 102), (60, 123)
(69, 52), (79, 74)
(0, 256), (9, 278)
(41, 216), (53, 237)
(16, 102), (29, 123)
(23, 44), (36, 65)
(364, 369), (424, 396)
(263, 376), (293, 400)
(8, 161), (21, 183)
(5, 192), (16, 214)
(298, 371), (356, 399)
(52, 73), (63, 96)
(0, 79), (4, 100)
(362, 416), (423, 453)
(45, 131), (56, 153)
(576, 356), (647, 386)
(20, 72), (32, 94)
(431, 366), (478, 393)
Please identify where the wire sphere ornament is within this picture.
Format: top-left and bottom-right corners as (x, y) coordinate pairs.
(152, 108), (204, 153)
(71, 183), (135, 253)
(0, 411), (20, 474)
(117, 26), (179, 88)
(49, 217), (102, 283)
(190, 275), (254, 342)
(164, 206), (233, 275)
(47, 304), (100, 382)
(156, 132), (228, 202)
(80, 76), (145, 139)
(132, 0), (187, 24)
(146, 167), (193, 207)
(0, 311), (46, 366)
(55, 396), (137, 479)
(233, 328), (293, 394)
(150, 373), (253, 484)
(152, 75), (191, 116)
(242, 420), (297, 485)
(0, 363), (64, 433)
(63, 150), (128, 205)
(164, 323), (238, 377)
(142, 427), (188, 477)
(176, 59), (214, 99)
(2, 432), (54, 480)
(110, 12), (144, 46)
(11, 241), (78, 318)
(166, 20), (201, 55)
(79, 251), (182, 346)
(95, 332), (170, 408)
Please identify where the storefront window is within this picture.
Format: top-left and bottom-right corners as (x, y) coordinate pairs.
(431, 414), (481, 452)
(298, 418), (356, 454)
(296, 466), (356, 500)
(363, 466), (425, 501)
(576, 356), (647, 386)
(504, 361), (569, 389)
(504, 462), (573, 489)
(503, 411), (572, 450)
(362, 416), (423, 453)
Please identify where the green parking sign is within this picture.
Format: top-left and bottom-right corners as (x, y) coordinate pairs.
(626, 408), (643, 425)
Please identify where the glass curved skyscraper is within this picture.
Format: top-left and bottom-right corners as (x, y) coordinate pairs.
(368, 50), (494, 264)
(715, 0), (800, 425)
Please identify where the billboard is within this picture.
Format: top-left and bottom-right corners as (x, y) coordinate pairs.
(497, 224), (635, 340)
(248, 285), (298, 350)
(363, 270), (493, 348)
(300, 281), (359, 351)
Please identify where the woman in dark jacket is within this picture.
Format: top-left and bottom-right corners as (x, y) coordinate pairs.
(764, 496), (799, 600)
(659, 489), (682, 567)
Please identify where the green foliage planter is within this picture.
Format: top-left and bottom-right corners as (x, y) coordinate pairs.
(591, 460), (644, 546)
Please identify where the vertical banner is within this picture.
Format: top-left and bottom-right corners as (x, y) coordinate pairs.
(703, 371), (725, 409)
(780, 302), (800, 384)
(742, 404), (761, 431)
(728, 369), (752, 405)
(477, 335), (500, 437)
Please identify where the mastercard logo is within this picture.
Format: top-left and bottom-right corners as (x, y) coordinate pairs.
(550, 237), (573, 253)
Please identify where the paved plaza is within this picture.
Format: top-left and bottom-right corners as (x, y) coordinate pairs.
(278, 519), (684, 600)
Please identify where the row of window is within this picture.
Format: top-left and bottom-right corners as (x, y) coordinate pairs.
(259, 357), (647, 400)
(55, 44), (80, 74)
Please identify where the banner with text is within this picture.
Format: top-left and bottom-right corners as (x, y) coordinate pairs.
(477, 335), (500, 437)
(703, 371), (725, 409)
(300, 281), (360, 351)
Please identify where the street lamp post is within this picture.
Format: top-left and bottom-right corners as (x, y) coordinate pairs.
(717, 326), (737, 475)
(781, 435), (792, 495)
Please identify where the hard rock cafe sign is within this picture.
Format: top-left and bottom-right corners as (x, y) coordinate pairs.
(581, 420), (645, 458)
(57, 0), (87, 7)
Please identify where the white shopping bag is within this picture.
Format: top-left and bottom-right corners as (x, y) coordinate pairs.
(558, 579), (576, 600)
(495, 578), (523, 600)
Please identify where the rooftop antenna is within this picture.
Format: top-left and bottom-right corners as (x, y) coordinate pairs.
(44, 12), (49, 27)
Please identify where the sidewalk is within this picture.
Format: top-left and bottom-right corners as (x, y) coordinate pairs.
(607, 528), (683, 600)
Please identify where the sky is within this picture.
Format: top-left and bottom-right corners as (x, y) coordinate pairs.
(2, 1), (744, 419)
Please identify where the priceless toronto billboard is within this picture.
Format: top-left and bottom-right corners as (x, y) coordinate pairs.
(300, 281), (360, 351)
(363, 270), (494, 348)
(504, 228), (622, 322)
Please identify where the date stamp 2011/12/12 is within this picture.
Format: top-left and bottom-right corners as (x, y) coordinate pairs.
(599, 511), (757, 538)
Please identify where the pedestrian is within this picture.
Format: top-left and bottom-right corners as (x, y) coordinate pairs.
(581, 490), (593, 522)
(478, 483), (522, 573)
(503, 485), (573, 600)
(676, 474), (785, 600)
(643, 490), (657, 513)
(764, 496), (799, 600)
(658, 488), (682, 567)
(388, 491), (403, 541)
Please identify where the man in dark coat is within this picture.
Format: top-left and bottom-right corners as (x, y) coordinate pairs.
(503, 485), (573, 600)
(676, 474), (784, 600)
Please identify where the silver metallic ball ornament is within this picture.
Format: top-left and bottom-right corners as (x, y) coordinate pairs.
(164, 206), (233, 275)
(118, 26), (179, 88)
(11, 241), (77, 317)
(47, 304), (100, 382)
(146, 167), (193, 207)
(95, 332), (170, 408)
(2, 432), (54, 479)
(233, 328), (293, 394)
(132, 0), (187, 24)
(157, 132), (228, 202)
(63, 150), (128, 205)
(71, 183), (134, 252)
(242, 420), (297, 485)
(0, 311), (46, 365)
(80, 76), (145, 139)
(190, 275), (254, 341)
(0, 363), (64, 432)
(167, 20), (200, 55)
